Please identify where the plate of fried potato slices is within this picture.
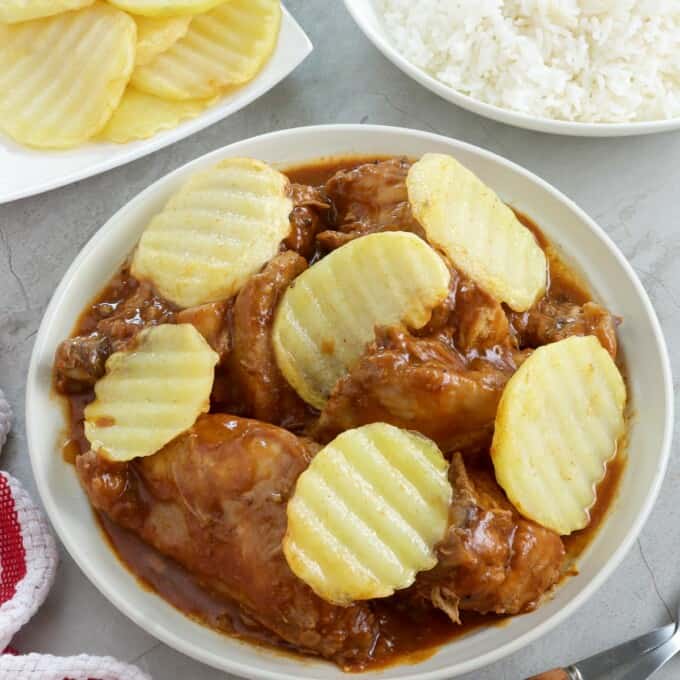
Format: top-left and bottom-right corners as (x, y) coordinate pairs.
(27, 125), (672, 679)
(0, 0), (312, 204)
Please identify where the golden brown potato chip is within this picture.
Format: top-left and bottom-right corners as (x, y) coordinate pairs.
(284, 423), (452, 605)
(99, 87), (216, 142)
(131, 0), (281, 100)
(134, 14), (192, 66)
(108, 0), (224, 18)
(131, 157), (293, 308)
(0, 3), (136, 149)
(408, 153), (547, 312)
(492, 335), (626, 535)
(84, 324), (218, 462)
(0, 0), (94, 24)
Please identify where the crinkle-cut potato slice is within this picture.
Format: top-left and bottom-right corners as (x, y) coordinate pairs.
(407, 153), (547, 312)
(99, 87), (216, 142)
(107, 0), (224, 18)
(284, 423), (453, 605)
(272, 231), (451, 410)
(0, 3), (135, 149)
(0, 0), (94, 23)
(134, 15), (192, 66)
(131, 0), (281, 100)
(84, 324), (218, 462)
(131, 157), (293, 309)
(491, 335), (626, 536)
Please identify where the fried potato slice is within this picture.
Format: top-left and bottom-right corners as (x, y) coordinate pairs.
(134, 15), (192, 66)
(272, 231), (451, 410)
(0, 0), (94, 23)
(131, 0), (281, 100)
(491, 335), (626, 535)
(84, 324), (218, 462)
(284, 423), (452, 605)
(108, 0), (224, 18)
(0, 3), (136, 149)
(99, 87), (216, 142)
(407, 153), (547, 312)
(131, 157), (293, 308)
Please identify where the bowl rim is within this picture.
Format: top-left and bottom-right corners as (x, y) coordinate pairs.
(26, 124), (674, 680)
(343, 0), (680, 138)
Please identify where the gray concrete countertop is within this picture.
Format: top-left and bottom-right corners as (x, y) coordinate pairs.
(1, 3), (679, 679)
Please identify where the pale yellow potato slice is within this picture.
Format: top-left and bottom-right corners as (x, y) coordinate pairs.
(0, 3), (136, 149)
(491, 335), (626, 535)
(272, 231), (451, 410)
(284, 423), (452, 605)
(85, 324), (218, 462)
(132, 157), (293, 308)
(131, 0), (281, 100)
(99, 87), (216, 142)
(134, 14), (192, 66)
(0, 0), (94, 23)
(107, 0), (224, 18)
(407, 153), (547, 312)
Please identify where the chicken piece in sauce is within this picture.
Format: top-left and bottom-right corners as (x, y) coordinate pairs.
(411, 454), (565, 619)
(77, 414), (382, 668)
(417, 267), (514, 352)
(284, 183), (331, 260)
(317, 158), (425, 250)
(175, 301), (231, 361)
(313, 327), (522, 455)
(229, 251), (311, 430)
(509, 299), (618, 358)
(54, 273), (175, 393)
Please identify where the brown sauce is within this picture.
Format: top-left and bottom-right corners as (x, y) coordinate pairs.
(99, 511), (500, 670)
(58, 155), (627, 671)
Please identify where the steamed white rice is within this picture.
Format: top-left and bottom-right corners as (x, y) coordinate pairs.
(378, 0), (680, 123)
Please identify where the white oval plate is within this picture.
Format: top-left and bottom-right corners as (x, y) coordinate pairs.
(27, 125), (673, 680)
(0, 6), (312, 205)
(344, 0), (680, 138)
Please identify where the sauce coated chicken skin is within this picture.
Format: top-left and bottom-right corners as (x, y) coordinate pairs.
(229, 251), (311, 430)
(77, 414), (381, 668)
(313, 326), (521, 454)
(317, 158), (425, 250)
(411, 454), (565, 619)
(284, 183), (330, 259)
(509, 299), (618, 358)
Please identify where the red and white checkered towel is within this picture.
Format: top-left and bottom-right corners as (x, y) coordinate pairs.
(0, 388), (150, 680)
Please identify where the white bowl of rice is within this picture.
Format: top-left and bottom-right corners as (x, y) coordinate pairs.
(344, 0), (680, 136)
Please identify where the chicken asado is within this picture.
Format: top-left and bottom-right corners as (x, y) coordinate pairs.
(55, 157), (622, 671)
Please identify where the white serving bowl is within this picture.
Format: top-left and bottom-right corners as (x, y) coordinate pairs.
(27, 125), (672, 679)
(344, 0), (680, 138)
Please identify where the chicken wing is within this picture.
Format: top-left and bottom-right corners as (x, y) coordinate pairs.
(411, 454), (565, 619)
(77, 414), (381, 667)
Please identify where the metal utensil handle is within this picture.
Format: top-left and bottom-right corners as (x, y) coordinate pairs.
(618, 632), (680, 680)
(527, 667), (582, 680)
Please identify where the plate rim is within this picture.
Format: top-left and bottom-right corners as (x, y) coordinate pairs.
(26, 124), (674, 680)
(0, 5), (313, 205)
(343, 0), (680, 138)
